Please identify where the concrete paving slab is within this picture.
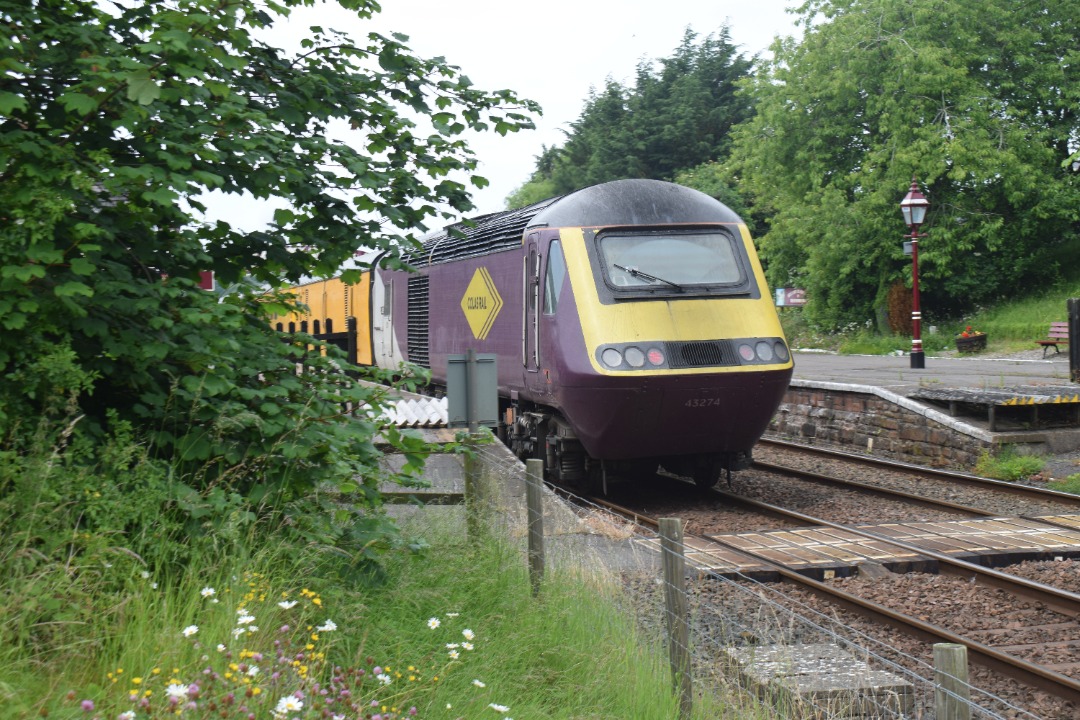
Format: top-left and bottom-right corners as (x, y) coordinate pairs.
(724, 643), (913, 718)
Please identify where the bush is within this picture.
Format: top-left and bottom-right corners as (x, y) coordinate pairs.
(974, 449), (1045, 482)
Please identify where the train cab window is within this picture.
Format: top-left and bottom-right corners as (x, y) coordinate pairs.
(599, 230), (746, 295)
(543, 241), (566, 314)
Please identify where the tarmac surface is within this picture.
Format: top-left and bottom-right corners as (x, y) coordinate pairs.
(789, 348), (1072, 394)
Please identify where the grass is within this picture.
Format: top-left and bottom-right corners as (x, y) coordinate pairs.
(1048, 475), (1080, 495)
(5, 506), (717, 720)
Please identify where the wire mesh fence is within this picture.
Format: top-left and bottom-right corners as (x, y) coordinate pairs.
(446, 438), (1048, 720)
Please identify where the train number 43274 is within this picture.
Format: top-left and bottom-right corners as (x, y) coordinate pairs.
(685, 397), (722, 407)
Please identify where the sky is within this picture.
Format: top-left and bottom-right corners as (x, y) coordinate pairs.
(211, 0), (803, 227)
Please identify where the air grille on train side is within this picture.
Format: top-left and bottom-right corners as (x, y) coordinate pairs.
(400, 195), (561, 268)
(665, 340), (738, 368)
(407, 275), (430, 368)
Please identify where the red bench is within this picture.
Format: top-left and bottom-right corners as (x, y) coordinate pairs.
(1036, 321), (1069, 357)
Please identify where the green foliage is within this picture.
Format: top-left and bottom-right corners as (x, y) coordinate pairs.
(959, 276), (1080, 343)
(517, 27), (753, 197)
(9, 517), (704, 719)
(0, 411), (177, 665)
(975, 448), (1045, 482)
(674, 160), (756, 231)
(1048, 475), (1080, 495)
(505, 176), (558, 210)
(728, 0), (1080, 330)
(1, 0), (538, 566)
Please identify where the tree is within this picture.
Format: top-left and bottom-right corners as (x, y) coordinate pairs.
(728, 0), (1080, 328)
(0, 0), (538, 564)
(516, 27), (753, 198)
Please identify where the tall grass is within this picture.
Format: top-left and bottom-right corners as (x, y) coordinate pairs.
(1, 451), (716, 719)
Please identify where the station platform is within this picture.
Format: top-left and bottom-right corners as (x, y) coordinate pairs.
(789, 350), (1072, 396)
(775, 350), (1080, 473)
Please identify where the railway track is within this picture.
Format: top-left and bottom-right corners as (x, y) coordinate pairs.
(752, 451), (1080, 535)
(758, 437), (1080, 510)
(574, 484), (1080, 709)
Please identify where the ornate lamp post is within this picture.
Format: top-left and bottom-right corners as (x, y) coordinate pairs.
(900, 177), (930, 369)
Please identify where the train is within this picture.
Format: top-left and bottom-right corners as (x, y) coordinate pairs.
(273, 179), (793, 491)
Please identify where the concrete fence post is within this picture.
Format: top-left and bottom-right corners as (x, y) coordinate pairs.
(464, 450), (482, 543)
(525, 459), (545, 596)
(660, 517), (692, 719)
(933, 643), (971, 720)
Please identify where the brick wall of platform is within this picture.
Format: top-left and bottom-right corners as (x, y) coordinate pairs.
(767, 386), (991, 470)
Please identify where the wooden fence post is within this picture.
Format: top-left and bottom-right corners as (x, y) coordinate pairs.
(660, 517), (692, 719)
(525, 458), (545, 596)
(933, 643), (971, 720)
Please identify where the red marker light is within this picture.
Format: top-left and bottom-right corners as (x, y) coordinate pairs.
(647, 348), (665, 365)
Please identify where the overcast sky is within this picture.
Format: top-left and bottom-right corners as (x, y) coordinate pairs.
(209, 1), (803, 227)
(368, 0), (803, 213)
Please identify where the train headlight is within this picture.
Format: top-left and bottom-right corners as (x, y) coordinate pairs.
(738, 343), (756, 362)
(624, 346), (646, 367)
(774, 341), (790, 363)
(755, 341), (775, 362)
(601, 348), (623, 368)
(647, 347), (665, 366)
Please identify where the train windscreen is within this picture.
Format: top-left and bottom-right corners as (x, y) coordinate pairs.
(598, 230), (746, 293)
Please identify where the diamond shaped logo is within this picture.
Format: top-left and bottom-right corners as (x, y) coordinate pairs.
(460, 267), (503, 340)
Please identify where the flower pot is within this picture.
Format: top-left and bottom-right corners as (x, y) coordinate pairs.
(955, 334), (987, 353)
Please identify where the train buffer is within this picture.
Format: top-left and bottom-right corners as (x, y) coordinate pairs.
(910, 384), (1080, 432)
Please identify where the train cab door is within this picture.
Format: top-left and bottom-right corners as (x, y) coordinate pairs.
(523, 234), (541, 378)
(371, 273), (403, 367)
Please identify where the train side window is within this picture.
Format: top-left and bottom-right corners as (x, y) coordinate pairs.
(544, 241), (566, 314)
(382, 281), (391, 316)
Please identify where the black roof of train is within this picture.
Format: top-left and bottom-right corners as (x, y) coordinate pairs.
(401, 179), (742, 268)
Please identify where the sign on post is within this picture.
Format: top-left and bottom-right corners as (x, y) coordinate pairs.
(775, 287), (807, 307)
(447, 351), (499, 430)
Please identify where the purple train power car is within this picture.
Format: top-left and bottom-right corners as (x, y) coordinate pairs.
(373, 179), (793, 489)
(283, 179), (793, 490)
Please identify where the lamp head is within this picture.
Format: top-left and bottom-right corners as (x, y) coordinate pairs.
(900, 177), (929, 227)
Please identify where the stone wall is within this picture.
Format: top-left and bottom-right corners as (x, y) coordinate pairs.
(767, 382), (992, 470)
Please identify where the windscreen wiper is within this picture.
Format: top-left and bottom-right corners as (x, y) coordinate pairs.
(614, 264), (684, 291)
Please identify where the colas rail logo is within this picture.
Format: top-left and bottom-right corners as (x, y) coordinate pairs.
(460, 267), (503, 340)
